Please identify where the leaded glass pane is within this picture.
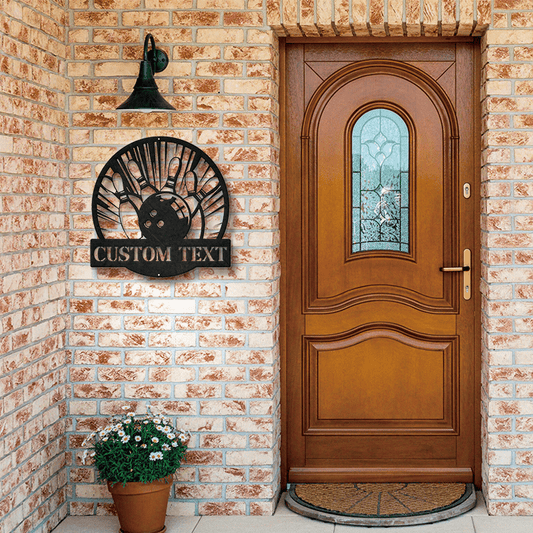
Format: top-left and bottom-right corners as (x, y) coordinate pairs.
(352, 109), (409, 253)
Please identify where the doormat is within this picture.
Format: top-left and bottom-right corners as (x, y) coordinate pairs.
(286, 483), (476, 527)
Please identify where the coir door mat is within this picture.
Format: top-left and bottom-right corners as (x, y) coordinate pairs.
(286, 483), (476, 527)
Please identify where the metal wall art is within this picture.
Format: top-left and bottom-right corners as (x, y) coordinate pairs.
(91, 136), (231, 277)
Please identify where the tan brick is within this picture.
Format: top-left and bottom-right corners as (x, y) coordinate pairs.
(93, 29), (141, 43)
(74, 45), (119, 60)
(98, 300), (145, 313)
(200, 401), (246, 415)
(226, 451), (273, 466)
(175, 350), (222, 364)
(199, 333), (245, 348)
(73, 12), (118, 26)
(198, 0), (244, 6)
(199, 367), (246, 381)
(99, 333), (145, 347)
(73, 315), (121, 330)
(148, 299), (195, 314)
(173, 11), (220, 26)
(148, 332), (196, 347)
(124, 351), (171, 365)
(146, 0), (193, 6)
(226, 417), (272, 432)
(125, 384), (171, 398)
(173, 46), (221, 60)
(200, 434), (246, 448)
(184, 451), (223, 467)
(149, 367), (196, 382)
(197, 29), (244, 43)
(197, 130), (244, 145)
(122, 11), (169, 26)
(172, 113), (219, 128)
(198, 300), (245, 314)
(226, 484), (273, 499)
(74, 384), (121, 399)
(175, 384), (222, 399)
(199, 502), (246, 516)
(98, 368), (146, 382)
(198, 467), (246, 483)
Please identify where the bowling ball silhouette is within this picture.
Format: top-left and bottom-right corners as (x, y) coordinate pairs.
(138, 193), (191, 243)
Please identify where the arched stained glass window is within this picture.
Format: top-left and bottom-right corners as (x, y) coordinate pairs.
(352, 108), (409, 253)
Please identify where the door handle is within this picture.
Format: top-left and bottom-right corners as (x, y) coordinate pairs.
(440, 266), (470, 272)
(439, 249), (471, 300)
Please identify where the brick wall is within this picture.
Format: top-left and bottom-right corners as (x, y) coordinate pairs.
(480, 8), (533, 515)
(0, 0), (70, 532)
(66, 0), (281, 518)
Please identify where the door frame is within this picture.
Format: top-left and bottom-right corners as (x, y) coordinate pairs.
(279, 37), (482, 489)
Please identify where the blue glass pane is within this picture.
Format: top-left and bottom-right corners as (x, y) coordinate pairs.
(351, 109), (409, 254)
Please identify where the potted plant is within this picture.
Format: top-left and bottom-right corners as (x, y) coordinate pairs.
(82, 406), (189, 533)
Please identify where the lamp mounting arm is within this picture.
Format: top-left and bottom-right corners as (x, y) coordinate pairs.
(144, 33), (169, 74)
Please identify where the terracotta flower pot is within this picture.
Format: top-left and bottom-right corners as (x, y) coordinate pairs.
(107, 475), (173, 533)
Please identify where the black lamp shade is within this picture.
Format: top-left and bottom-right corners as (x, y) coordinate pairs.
(117, 35), (175, 112)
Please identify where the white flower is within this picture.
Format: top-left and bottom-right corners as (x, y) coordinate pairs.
(135, 436), (142, 442)
(124, 418), (132, 424)
(141, 444), (147, 448)
(166, 433), (175, 440)
(127, 412), (135, 417)
(99, 430), (107, 437)
(162, 426), (171, 433)
(156, 425), (163, 431)
(117, 430), (125, 437)
(171, 442), (178, 447)
(149, 451), (163, 461)
(179, 434), (188, 443)
(153, 418), (161, 425)
(162, 444), (170, 451)
(121, 435), (130, 444)
(102, 437), (108, 442)
(151, 437), (159, 443)
(143, 420), (149, 424)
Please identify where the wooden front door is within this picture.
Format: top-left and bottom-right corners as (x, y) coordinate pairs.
(283, 42), (479, 484)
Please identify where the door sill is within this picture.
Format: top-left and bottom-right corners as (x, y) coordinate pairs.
(288, 467), (474, 483)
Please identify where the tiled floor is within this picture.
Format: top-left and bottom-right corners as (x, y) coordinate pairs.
(52, 492), (533, 533)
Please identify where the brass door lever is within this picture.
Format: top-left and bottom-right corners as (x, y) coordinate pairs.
(439, 249), (472, 300)
(440, 266), (470, 272)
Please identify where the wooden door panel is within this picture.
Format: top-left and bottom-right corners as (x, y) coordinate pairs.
(284, 42), (478, 484)
(317, 343), (445, 421)
(311, 335), (451, 421)
(304, 328), (457, 434)
(306, 437), (457, 462)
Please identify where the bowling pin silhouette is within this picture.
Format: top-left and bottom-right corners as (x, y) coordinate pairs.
(157, 156), (191, 223)
(127, 159), (157, 201)
(110, 172), (142, 239)
(161, 156), (182, 194)
(183, 170), (200, 218)
(97, 177), (123, 236)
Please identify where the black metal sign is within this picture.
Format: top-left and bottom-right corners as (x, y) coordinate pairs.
(91, 136), (231, 277)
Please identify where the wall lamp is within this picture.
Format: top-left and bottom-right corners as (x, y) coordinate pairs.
(117, 33), (175, 112)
